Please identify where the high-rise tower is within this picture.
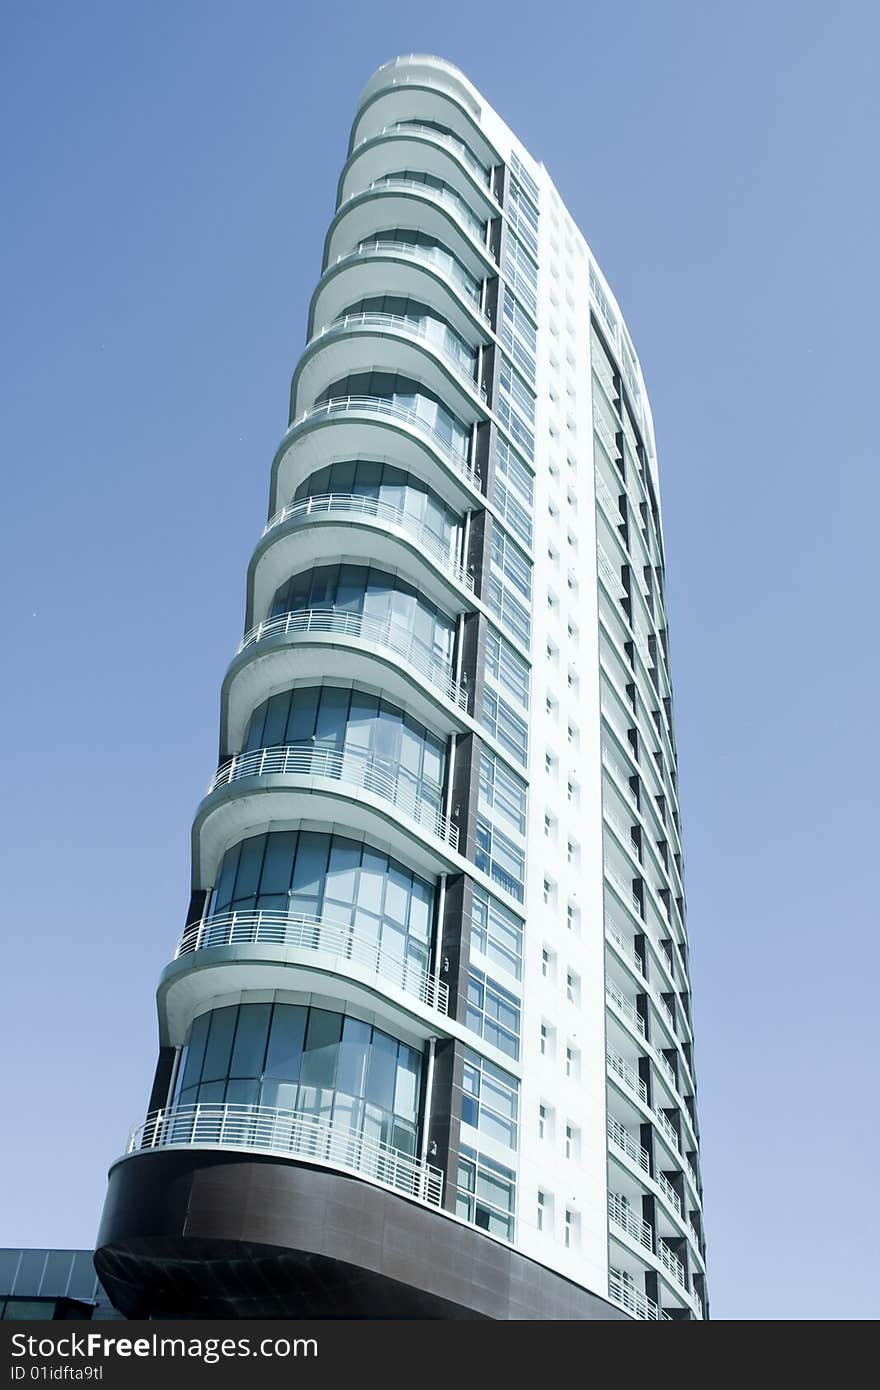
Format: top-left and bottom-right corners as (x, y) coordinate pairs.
(95, 56), (707, 1321)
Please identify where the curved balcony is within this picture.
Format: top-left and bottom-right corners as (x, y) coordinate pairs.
(323, 181), (493, 283)
(209, 744), (457, 847)
(378, 122), (490, 187)
(174, 909), (449, 1016)
(351, 60), (500, 175)
(275, 397), (481, 514)
(192, 739), (462, 889)
(291, 325), (487, 432)
(125, 1104), (443, 1208)
(339, 127), (497, 223)
(220, 608), (470, 763)
(247, 493), (473, 627)
(309, 312), (485, 399)
(241, 609), (465, 709)
(326, 239), (486, 316)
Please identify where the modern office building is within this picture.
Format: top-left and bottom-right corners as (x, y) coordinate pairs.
(0, 1250), (118, 1321)
(95, 55), (707, 1321)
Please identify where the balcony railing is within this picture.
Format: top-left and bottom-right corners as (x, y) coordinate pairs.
(208, 744), (460, 852)
(608, 1193), (653, 1252)
(312, 312), (486, 398)
(658, 1240), (688, 1292)
(608, 1268), (667, 1321)
(361, 176), (486, 244)
(607, 1119), (687, 1223)
(377, 121), (491, 187)
(335, 239), (484, 310)
(238, 608), (468, 712)
(607, 1116), (651, 1178)
(606, 1045), (648, 1104)
(606, 979), (646, 1037)
(262, 493), (474, 592)
(289, 396), (480, 490)
(605, 923), (646, 982)
(127, 1104), (443, 1207)
(175, 909), (449, 1015)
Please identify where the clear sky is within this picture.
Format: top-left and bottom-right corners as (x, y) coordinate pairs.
(1, 0), (877, 1321)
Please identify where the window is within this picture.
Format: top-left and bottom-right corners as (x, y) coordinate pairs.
(174, 1002), (422, 1155)
(484, 627), (530, 713)
(540, 1021), (555, 1058)
(565, 1123), (577, 1160)
(466, 969), (521, 1059)
(543, 876), (555, 907)
(211, 829), (434, 976)
(566, 970), (580, 1006)
(566, 901), (580, 934)
(567, 838), (580, 866)
(546, 693), (558, 719)
(567, 669), (579, 695)
(541, 946), (554, 979)
(567, 778), (579, 805)
(479, 749), (528, 838)
(475, 816), (525, 901)
(492, 437), (534, 546)
(461, 1049), (519, 1148)
(544, 810), (557, 840)
(469, 886), (523, 981)
(567, 722), (579, 748)
(537, 1189), (547, 1232)
(481, 686), (528, 768)
(564, 1207), (580, 1249)
(567, 621), (579, 644)
(565, 1043), (580, 1080)
(457, 1145), (516, 1241)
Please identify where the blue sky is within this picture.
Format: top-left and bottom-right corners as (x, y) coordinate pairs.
(1, 0), (878, 1320)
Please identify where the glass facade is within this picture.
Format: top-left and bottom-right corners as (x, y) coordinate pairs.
(456, 1146), (516, 1241)
(242, 684), (445, 817)
(211, 829), (434, 973)
(316, 370), (470, 457)
(357, 229), (481, 303)
(294, 459), (461, 552)
(461, 1048), (519, 1149)
(337, 294), (476, 374)
(269, 562), (455, 665)
(173, 1002), (423, 1156)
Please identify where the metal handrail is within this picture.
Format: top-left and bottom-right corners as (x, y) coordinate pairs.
(608, 1193), (653, 1252)
(174, 909), (449, 1015)
(609, 1268), (667, 1321)
(360, 176), (486, 243)
(656, 1170), (683, 1217)
(128, 1104), (443, 1207)
(336, 240), (483, 309)
(289, 396), (480, 488)
(605, 924), (646, 981)
(262, 492), (473, 592)
(314, 312), (486, 397)
(377, 121), (491, 186)
(606, 979), (647, 1037)
(658, 1240), (688, 1290)
(238, 608), (468, 711)
(607, 1116), (651, 1177)
(208, 744), (459, 852)
(606, 1045), (648, 1104)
